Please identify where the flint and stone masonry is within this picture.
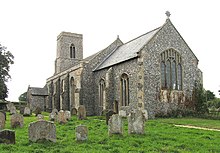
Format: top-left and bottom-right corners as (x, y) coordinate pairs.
(31, 14), (202, 119)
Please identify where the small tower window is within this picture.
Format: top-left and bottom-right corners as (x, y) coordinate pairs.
(70, 44), (75, 58)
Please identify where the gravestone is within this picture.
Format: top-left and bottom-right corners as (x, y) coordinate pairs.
(128, 110), (145, 134)
(0, 112), (5, 129)
(105, 110), (116, 125)
(64, 110), (71, 120)
(37, 114), (44, 121)
(71, 108), (77, 115)
(10, 105), (17, 115)
(57, 110), (67, 124)
(52, 108), (58, 115)
(11, 113), (24, 128)
(78, 105), (86, 120)
(119, 110), (126, 117)
(28, 120), (56, 142)
(108, 114), (123, 136)
(49, 111), (57, 121)
(23, 107), (31, 116)
(19, 106), (25, 115)
(0, 130), (15, 144)
(6, 102), (14, 111)
(33, 107), (41, 116)
(0, 111), (6, 120)
(76, 125), (88, 141)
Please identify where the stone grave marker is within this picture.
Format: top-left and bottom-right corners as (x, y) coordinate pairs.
(128, 110), (145, 134)
(78, 105), (86, 120)
(28, 120), (56, 142)
(6, 102), (13, 111)
(108, 114), (123, 136)
(64, 110), (71, 120)
(9, 105), (17, 115)
(0, 112), (5, 129)
(0, 130), (15, 144)
(57, 110), (67, 124)
(49, 111), (57, 121)
(33, 107), (41, 116)
(19, 106), (25, 115)
(0, 111), (6, 120)
(71, 108), (77, 115)
(52, 108), (58, 115)
(37, 114), (44, 121)
(11, 113), (24, 128)
(105, 110), (116, 125)
(76, 125), (88, 141)
(23, 107), (31, 116)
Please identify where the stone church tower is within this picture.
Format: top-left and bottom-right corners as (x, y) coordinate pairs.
(55, 32), (83, 74)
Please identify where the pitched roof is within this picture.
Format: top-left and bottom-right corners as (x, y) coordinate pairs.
(29, 87), (48, 96)
(94, 27), (160, 71)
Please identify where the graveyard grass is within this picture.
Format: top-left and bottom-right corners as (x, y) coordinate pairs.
(1, 113), (220, 153)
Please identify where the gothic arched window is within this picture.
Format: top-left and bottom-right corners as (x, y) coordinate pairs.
(120, 73), (129, 106)
(99, 79), (105, 107)
(70, 44), (75, 58)
(160, 49), (182, 90)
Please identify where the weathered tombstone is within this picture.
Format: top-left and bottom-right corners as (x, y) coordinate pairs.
(11, 113), (24, 128)
(19, 106), (25, 115)
(119, 110), (126, 117)
(10, 105), (17, 115)
(0, 130), (15, 144)
(108, 114), (123, 136)
(37, 114), (44, 121)
(64, 110), (71, 120)
(78, 105), (86, 120)
(105, 110), (116, 125)
(0, 111), (6, 120)
(6, 102), (13, 111)
(71, 108), (77, 115)
(57, 110), (67, 124)
(33, 107), (41, 116)
(49, 112), (57, 121)
(28, 120), (56, 142)
(76, 125), (88, 141)
(23, 107), (31, 116)
(128, 110), (145, 134)
(52, 108), (58, 115)
(0, 112), (5, 129)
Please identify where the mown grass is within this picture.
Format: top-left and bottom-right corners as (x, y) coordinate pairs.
(0, 113), (220, 153)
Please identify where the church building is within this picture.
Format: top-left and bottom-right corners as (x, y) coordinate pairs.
(31, 13), (202, 118)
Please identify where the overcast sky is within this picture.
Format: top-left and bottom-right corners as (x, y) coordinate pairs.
(1, 0), (220, 101)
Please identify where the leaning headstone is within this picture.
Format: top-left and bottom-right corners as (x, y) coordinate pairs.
(64, 110), (71, 121)
(57, 110), (67, 124)
(10, 105), (17, 115)
(76, 125), (88, 141)
(28, 120), (56, 142)
(0, 111), (6, 120)
(49, 112), (57, 121)
(33, 107), (41, 116)
(23, 107), (31, 116)
(119, 110), (126, 117)
(78, 105), (86, 120)
(71, 108), (77, 115)
(105, 110), (116, 125)
(108, 114), (123, 136)
(128, 110), (145, 134)
(0, 112), (6, 129)
(11, 113), (24, 128)
(0, 130), (15, 144)
(37, 114), (44, 121)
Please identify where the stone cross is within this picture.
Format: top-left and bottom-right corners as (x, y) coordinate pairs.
(165, 11), (171, 18)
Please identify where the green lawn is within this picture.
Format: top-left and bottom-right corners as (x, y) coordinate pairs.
(0, 113), (220, 153)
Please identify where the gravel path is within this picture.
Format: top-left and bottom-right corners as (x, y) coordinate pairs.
(175, 124), (220, 132)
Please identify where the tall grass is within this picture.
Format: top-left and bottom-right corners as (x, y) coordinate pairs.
(0, 113), (220, 152)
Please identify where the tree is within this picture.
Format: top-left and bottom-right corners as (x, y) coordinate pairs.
(0, 43), (14, 100)
(206, 90), (215, 101)
(19, 92), (27, 101)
